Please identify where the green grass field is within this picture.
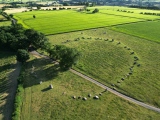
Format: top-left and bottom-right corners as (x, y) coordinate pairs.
(89, 6), (160, 20)
(13, 10), (142, 35)
(20, 56), (160, 120)
(48, 28), (160, 108)
(0, 51), (15, 120)
(0, 21), (11, 26)
(111, 20), (160, 43)
(13, 6), (160, 35)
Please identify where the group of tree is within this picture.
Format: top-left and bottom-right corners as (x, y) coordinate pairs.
(140, 12), (160, 16)
(0, 24), (48, 51)
(0, 23), (80, 70)
(129, 5), (160, 10)
(0, 24), (49, 62)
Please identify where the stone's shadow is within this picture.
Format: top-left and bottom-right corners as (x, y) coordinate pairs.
(41, 87), (51, 92)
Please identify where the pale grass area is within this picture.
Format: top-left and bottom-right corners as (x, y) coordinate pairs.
(0, 4), (5, 8)
(5, 8), (29, 14)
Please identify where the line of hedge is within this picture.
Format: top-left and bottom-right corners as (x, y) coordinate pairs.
(12, 65), (25, 120)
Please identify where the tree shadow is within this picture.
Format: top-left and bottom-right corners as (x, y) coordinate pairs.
(0, 64), (15, 73)
(23, 58), (60, 88)
(0, 62), (21, 120)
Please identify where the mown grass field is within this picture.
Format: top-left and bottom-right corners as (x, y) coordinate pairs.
(20, 56), (160, 120)
(0, 51), (15, 120)
(48, 28), (160, 108)
(13, 10), (142, 35)
(13, 6), (160, 35)
(111, 20), (160, 43)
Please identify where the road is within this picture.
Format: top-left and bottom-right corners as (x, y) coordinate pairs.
(70, 69), (160, 113)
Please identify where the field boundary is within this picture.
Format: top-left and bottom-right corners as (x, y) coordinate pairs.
(70, 69), (160, 113)
(109, 26), (160, 44)
(99, 12), (147, 20)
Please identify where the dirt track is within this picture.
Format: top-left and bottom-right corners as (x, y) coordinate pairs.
(3, 62), (21, 120)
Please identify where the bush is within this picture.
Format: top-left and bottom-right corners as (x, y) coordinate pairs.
(16, 49), (30, 63)
(92, 8), (99, 13)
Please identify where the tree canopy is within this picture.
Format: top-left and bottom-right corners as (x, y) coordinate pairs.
(0, 24), (49, 51)
(48, 45), (80, 70)
(16, 49), (30, 63)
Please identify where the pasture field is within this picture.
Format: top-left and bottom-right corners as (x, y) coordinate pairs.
(0, 21), (11, 26)
(0, 51), (15, 120)
(20, 56), (160, 120)
(13, 10), (142, 35)
(48, 28), (160, 108)
(111, 20), (160, 43)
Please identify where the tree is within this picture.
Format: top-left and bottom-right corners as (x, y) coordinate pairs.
(49, 45), (80, 70)
(37, 6), (41, 10)
(24, 29), (49, 50)
(92, 8), (99, 13)
(63, 3), (69, 6)
(86, 2), (89, 7)
(9, 14), (13, 18)
(59, 47), (80, 70)
(16, 49), (30, 63)
(33, 15), (36, 18)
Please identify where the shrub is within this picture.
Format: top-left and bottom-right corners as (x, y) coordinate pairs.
(92, 8), (99, 13)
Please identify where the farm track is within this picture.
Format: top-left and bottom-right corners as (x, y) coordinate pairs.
(30, 51), (160, 113)
(99, 12), (147, 20)
(3, 61), (21, 120)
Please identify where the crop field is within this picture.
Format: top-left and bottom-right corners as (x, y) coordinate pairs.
(89, 6), (160, 20)
(48, 28), (160, 108)
(19, 56), (160, 120)
(111, 20), (160, 43)
(13, 6), (160, 35)
(0, 51), (15, 120)
(13, 10), (142, 35)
